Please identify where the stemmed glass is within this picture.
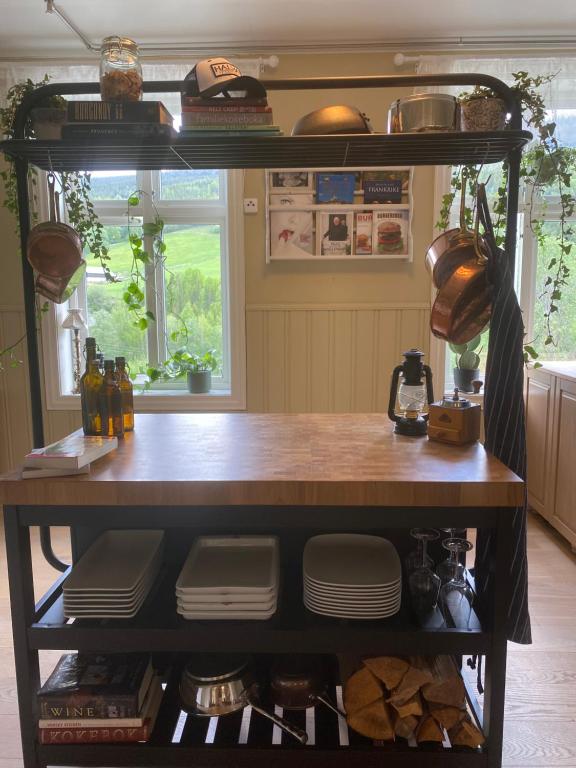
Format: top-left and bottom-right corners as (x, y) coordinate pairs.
(405, 527), (438, 574)
(436, 529), (466, 584)
(440, 538), (474, 629)
(408, 529), (441, 618)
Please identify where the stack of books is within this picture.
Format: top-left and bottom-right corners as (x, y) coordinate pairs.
(22, 434), (118, 478)
(62, 101), (177, 142)
(37, 653), (162, 744)
(179, 94), (282, 137)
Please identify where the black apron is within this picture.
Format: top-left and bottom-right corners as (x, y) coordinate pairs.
(473, 185), (532, 645)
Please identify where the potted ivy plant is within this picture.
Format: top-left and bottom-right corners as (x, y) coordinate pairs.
(159, 348), (219, 394)
(30, 93), (68, 139)
(449, 334), (482, 393)
(459, 86), (508, 132)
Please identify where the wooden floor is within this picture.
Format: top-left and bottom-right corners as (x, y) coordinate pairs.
(0, 512), (575, 767)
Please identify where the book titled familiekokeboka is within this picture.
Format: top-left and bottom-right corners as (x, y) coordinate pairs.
(67, 101), (173, 125)
(37, 653), (153, 719)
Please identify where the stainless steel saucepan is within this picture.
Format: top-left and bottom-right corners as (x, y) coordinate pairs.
(179, 654), (308, 744)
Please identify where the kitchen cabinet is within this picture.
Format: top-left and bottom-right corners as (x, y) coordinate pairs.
(526, 363), (576, 549)
(0, 71), (530, 768)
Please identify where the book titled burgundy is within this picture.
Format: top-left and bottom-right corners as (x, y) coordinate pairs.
(37, 653), (153, 719)
(67, 101), (173, 125)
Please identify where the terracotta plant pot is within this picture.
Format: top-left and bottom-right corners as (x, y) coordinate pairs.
(460, 97), (507, 132)
(187, 370), (211, 394)
(453, 368), (480, 394)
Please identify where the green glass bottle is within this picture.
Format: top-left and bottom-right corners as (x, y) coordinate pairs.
(79, 337), (103, 436)
(99, 359), (124, 438)
(115, 356), (134, 432)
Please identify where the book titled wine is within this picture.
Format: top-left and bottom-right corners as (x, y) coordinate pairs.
(67, 101), (173, 125)
(24, 434), (118, 470)
(317, 211), (353, 256)
(38, 678), (162, 744)
(37, 653), (153, 719)
(355, 212), (373, 254)
(316, 172), (356, 204)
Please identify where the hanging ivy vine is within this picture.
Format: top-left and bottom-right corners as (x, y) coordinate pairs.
(438, 71), (576, 358)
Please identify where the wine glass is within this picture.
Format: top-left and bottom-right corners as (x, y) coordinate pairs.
(440, 539), (474, 629)
(408, 529), (441, 618)
(436, 534), (467, 584)
(404, 527), (438, 574)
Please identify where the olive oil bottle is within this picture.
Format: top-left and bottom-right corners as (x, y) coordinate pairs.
(115, 356), (134, 432)
(79, 337), (103, 436)
(99, 359), (124, 438)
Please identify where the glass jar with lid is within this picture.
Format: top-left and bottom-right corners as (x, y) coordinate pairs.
(100, 36), (143, 102)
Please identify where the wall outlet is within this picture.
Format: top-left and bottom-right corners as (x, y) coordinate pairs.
(243, 198), (258, 214)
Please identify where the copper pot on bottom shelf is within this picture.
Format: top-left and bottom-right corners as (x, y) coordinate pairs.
(270, 655), (346, 717)
(179, 654), (308, 744)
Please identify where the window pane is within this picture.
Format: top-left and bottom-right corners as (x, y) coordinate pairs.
(533, 220), (576, 360)
(88, 171), (138, 201)
(85, 225), (148, 370)
(159, 170), (220, 201)
(163, 224), (223, 369)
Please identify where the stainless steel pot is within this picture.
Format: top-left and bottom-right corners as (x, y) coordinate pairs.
(388, 94), (460, 133)
(179, 654), (308, 744)
(270, 655), (345, 717)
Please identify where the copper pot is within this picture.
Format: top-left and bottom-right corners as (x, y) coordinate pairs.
(426, 187), (487, 289)
(430, 195), (491, 345)
(27, 174), (83, 279)
(270, 655), (345, 717)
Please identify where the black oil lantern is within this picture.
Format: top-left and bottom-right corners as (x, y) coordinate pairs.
(388, 349), (434, 436)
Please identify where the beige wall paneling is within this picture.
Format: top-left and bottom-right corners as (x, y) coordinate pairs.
(0, 308), (32, 471)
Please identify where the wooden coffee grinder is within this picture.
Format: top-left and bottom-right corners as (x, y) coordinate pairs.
(428, 388), (481, 445)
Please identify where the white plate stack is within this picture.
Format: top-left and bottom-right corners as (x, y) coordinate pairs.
(303, 534), (402, 619)
(63, 530), (164, 619)
(175, 536), (279, 620)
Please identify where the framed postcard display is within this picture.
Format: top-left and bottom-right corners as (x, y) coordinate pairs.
(266, 167), (413, 262)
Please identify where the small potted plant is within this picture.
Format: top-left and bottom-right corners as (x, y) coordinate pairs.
(449, 335), (482, 393)
(160, 348), (218, 394)
(459, 86), (507, 132)
(31, 93), (68, 139)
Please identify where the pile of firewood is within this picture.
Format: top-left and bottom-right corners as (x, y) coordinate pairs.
(343, 655), (484, 747)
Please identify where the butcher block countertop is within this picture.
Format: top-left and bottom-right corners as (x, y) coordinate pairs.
(0, 413), (524, 508)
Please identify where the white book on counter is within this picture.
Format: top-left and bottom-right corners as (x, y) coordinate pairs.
(22, 465), (91, 479)
(24, 435), (118, 469)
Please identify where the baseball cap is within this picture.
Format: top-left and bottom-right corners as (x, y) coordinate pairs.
(183, 57), (267, 98)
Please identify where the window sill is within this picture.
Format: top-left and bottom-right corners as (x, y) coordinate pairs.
(47, 391), (246, 412)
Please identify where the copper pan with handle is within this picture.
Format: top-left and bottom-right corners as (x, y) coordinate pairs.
(426, 183), (488, 289)
(430, 187), (491, 345)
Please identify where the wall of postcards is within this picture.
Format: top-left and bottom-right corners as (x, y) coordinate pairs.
(265, 167), (413, 262)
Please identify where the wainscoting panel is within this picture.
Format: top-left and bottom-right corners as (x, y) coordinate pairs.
(246, 303), (431, 413)
(0, 308), (32, 473)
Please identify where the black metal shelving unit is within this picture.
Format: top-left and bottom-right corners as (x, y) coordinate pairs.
(1, 73), (528, 768)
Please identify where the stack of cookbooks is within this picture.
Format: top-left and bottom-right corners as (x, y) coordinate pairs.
(179, 93), (281, 137)
(21, 434), (118, 478)
(61, 101), (177, 142)
(37, 653), (163, 744)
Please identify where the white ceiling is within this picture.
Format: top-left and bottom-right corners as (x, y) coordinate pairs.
(0, 0), (575, 58)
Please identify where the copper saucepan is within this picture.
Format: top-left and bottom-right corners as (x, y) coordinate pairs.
(27, 173), (83, 279)
(425, 184), (487, 289)
(430, 193), (491, 345)
(270, 655), (346, 717)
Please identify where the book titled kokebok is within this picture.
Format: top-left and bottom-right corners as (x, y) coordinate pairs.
(24, 435), (118, 470)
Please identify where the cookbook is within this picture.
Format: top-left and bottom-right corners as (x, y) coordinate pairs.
(317, 212), (353, 256)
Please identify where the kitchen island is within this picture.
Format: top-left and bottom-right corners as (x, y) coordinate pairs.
(1, 413), (523, 768)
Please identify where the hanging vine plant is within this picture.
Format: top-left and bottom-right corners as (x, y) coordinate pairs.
(438, 71), (576, 357)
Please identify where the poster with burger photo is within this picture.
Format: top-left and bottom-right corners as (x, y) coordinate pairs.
(372, 210), (409, 257)
(355, 212), (373, 255)
(317, 212), (353, 256)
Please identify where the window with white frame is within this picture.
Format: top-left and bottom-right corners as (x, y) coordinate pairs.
(44, 168), (246, 410)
